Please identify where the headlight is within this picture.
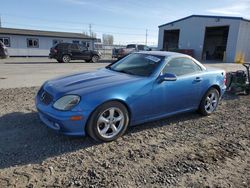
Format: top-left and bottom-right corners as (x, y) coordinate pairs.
(53, 95), (80, 111)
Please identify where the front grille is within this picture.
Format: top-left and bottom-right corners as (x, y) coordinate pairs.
(39, 89), (53, 105)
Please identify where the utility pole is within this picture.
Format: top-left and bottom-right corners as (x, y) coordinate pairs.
(89, 24), (92, 37)
(145, 29), (148, 45)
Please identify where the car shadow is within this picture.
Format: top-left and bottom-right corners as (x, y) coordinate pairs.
(0, 110), (203, 169)
(222, 92), (245, 101)
(0, 112), (98, 169)
(127, 111), (201, 135)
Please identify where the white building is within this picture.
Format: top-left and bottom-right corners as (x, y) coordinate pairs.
(158, 15), (250, 63)
(0, 27), (95, 57)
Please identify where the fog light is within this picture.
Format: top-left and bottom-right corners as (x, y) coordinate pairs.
(54, 123), (60, 130)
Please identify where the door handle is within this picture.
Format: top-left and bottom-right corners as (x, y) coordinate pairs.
(194, 77), (202, 82)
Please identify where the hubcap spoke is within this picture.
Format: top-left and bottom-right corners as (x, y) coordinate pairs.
(210, 93), (215, 100)
(109, 108), (115, 118)
(98, 116), (109, 124)
(100, 124), (110, 134)
(110, 124), (118, 132)
(114, 115), (123, 122)
(211, 99), (217, 104)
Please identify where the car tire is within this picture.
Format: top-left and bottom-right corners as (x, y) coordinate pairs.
(199, 88), (220, 116)
(86, 101), (129, 142)
(62, 55), (71, 63)
(91, 55), (99, 63)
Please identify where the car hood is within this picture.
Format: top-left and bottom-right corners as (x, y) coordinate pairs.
(43, 68), (145, 97)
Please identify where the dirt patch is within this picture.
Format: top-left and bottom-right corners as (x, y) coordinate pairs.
(0, 87), (249, 187)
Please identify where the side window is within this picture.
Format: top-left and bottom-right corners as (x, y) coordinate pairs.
(72, 40), (80, 44)
(79, 45), (87, 51)
(163, 57), (202, 76)
(137, 45), (144, 51)
(70, 44), (79, 50)
(27, 38), (39, 48)
(53, 39), (63, 46)
(144, 46), (150, 51)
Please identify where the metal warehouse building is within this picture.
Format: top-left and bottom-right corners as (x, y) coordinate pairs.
(0, 27), (95, 57)
(158, 15), (250, 63)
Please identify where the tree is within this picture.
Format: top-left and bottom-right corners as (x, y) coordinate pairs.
(102, 34), (114, 45)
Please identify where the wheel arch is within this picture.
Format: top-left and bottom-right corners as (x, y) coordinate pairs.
(210, 85), (221, 96)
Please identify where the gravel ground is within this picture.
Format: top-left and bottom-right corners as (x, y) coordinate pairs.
(0, 87), (249, 187)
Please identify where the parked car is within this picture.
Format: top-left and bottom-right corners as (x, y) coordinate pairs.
(112, 48), (120, 58)
(117, 44), (151, 59)
(36, 51), (226, 142)
(49, 43), (101, 63)
(0, 41), (8, 59)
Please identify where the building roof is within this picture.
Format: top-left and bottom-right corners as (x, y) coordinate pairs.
(0, 27), (95, 40)
(158, 15), (250, 28)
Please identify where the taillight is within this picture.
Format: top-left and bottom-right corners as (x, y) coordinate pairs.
(224, 72), (227, 85)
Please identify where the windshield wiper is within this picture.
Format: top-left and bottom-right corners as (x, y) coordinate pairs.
(117, 70), (137, 76)
(106, 67), (137, 76)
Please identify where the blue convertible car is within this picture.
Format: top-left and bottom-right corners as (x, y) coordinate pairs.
(36, 51), (226, 142)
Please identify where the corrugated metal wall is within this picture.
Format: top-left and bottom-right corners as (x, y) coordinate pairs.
(158, 17), (244, 62)
(236, 21), (250, 62)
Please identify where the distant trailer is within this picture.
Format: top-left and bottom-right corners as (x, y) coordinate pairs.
(0, 27), (96, 57)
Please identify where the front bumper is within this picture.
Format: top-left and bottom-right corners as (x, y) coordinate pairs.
(36, 96), (91, 136)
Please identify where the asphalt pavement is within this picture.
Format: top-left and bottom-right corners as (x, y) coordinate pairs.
(0, 57), (245, 89)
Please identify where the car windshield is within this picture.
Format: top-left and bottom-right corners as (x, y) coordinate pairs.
(107, 53), (164, 77)
(127, 44), (136, 48)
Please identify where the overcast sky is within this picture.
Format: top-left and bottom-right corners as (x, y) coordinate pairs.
(1, 0), (250, 46)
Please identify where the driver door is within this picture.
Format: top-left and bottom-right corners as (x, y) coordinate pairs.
(79, 45), (91, 60)
(151, 57), (203, 117)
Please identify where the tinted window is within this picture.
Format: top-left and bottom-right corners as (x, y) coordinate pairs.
(163, 57), (202, 76)
(109, 53), (164, 77)
(127, 44), (136, 48)
(70, 44), (79, 50)
(53, 39), (63, 46)
(72, 40), (80, 44)
(79, 45), (87, 51)
(137, 45), (145, 50)
(55, 43), (69, 50)
(144, 46), (150, 51)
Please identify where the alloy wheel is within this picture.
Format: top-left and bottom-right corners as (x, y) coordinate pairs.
(97, 107), (124, 139)
(204, 91), (219, 113)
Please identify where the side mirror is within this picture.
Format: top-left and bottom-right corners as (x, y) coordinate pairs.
(158, 73), (177, 82)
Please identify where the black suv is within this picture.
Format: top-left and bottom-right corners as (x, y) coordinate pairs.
(49, 43), (101, 63)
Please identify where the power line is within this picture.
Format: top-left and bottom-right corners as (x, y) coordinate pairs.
(2, 21), (158, 37)
(1, 13), (158, 32)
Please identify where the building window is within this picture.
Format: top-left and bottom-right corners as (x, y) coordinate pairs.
(27, 38), (39, 48)
(72, 40), (80, 44)
(53, 39), (63, 46)
(0, 37), (10, 47)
